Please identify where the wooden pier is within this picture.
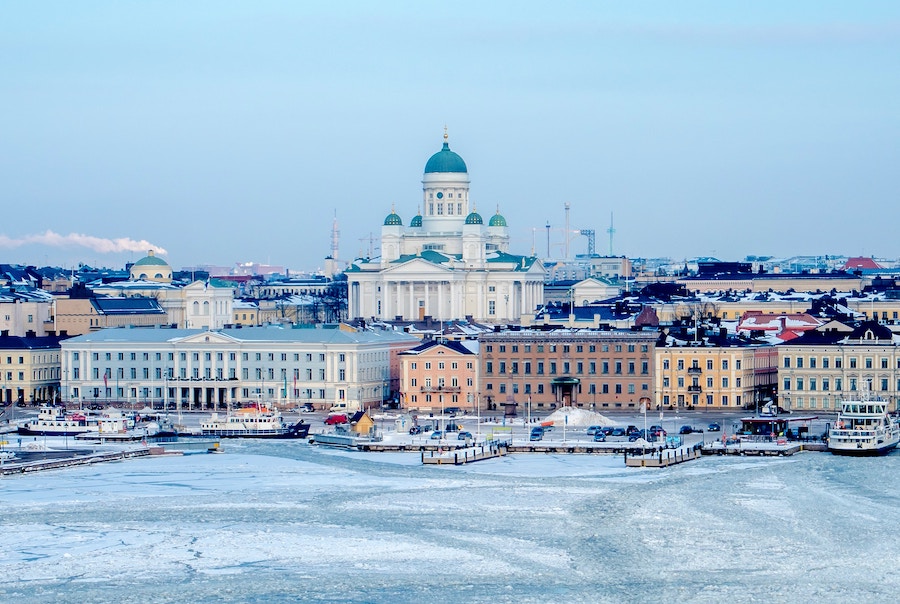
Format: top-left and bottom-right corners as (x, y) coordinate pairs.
(625, 446), (702, 468)
(0, 448), (152, 476)
(422, 441), (509, 465)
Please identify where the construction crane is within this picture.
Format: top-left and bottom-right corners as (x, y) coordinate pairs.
(579, 229), (595, 256)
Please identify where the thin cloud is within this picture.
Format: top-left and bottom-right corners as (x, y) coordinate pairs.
(0, 230), (167, 255)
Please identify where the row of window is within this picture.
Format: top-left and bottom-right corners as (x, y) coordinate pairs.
(484, 344), (650, 354)
(482, 382), (650, 395)
(784, 377), (896, 392)
(484, 360), (649, 376)
(75, 351), (344, 363)
(662, 394), (741, 406)
(662, 359), (741, 371)
(662, 376), (742, 388)
(408, 361), (473, 370)
(783, 356), (900, 369)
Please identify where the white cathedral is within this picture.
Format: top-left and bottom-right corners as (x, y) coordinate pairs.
(347, 132), (545, 324)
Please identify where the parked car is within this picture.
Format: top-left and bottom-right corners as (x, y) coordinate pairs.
(324, 414), (348, 425)
(409, 425), (422, 435)
(530, 427), (544, 441)
(679, 425), (694, 435)
(626, 425), (639, 436)
(457, 431), (473, 441)
(708, 422), (722, 432)
(299, 403), (315, 413)
(610, 427), (626, 437)
(600, 426), (614, 436)
(650, 425), (667, 436)
(444, 407), (462, 417)
(592, 432), (607, 442)
(429, 430), (444, 440)
(586, 425), (602, 436)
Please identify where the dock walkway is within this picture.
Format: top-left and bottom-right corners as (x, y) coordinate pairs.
(625, 446), (702, 468)
(422, 441), (509, 465)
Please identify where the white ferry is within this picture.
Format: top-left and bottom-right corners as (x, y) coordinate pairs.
(19, 405), (132, 437)
(828, 395), (900, 456)
(18, 405), (95, 436)
(200, 404), (310, 439)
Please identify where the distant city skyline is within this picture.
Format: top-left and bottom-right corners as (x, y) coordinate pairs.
(2, 2), (898, 271)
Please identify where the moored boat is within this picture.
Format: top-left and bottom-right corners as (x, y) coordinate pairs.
(828, 394), (900, 456)
(199, 404), (309, 439)
(17, 405), (95, 436)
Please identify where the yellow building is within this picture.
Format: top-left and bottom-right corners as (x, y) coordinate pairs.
(655, 337), (773, 411)
(776, 321), (900, 413)
(0, 333), (65, 406)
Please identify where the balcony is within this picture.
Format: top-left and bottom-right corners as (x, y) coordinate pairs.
(687, 385), (702, 393)
(687, 367), (703, 374)
(420, 386), (461, 393)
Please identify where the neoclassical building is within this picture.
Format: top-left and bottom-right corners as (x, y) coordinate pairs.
(347, 132), (545, 324)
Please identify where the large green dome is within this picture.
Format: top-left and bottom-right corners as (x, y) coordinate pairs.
(424, 142), (467, 174)
(465, 211), (483, 225)
(489, 212), (507, 227)
(410, 214), (423, 227)
(133, 250), (168, 266)
(384, 211), (403, 226)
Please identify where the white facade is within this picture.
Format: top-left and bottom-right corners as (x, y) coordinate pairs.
(347, 133), (544, 323)
(61, 326), (418, 410)
(89, 280), (234, 330)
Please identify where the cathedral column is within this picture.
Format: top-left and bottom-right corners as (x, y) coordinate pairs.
(425, 281), (430, 317)
(396, 281), (402, 320)
(438, 281), (444, 320)
(382, 278), (390, 319)
(408, 282), (414, 321)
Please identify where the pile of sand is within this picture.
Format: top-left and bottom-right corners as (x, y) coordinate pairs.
(543, 406), (614, 427)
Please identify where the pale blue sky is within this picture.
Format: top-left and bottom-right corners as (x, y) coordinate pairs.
(1, 1), (898, 271)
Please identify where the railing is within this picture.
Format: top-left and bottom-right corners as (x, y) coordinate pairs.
(687, 385), (702, 393)
(687, 367), (702, 374)
(420, 386), (461, 393)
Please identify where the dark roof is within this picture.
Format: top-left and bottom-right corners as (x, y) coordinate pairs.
(92, 297), (166, 315)
(0, 334), (69, 350)
(399, 339), (476, 356)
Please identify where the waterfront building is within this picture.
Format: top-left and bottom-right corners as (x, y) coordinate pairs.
(346, 132), (545, 324)
(478, 328), (658, 412)
(399, 339), (478, 413)
(777, 320), (900, 413)
(655, 328), (774, 411)
(0, 332), (66, 405)
(61, 326), (418, 411)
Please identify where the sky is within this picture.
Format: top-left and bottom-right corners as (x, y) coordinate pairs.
(1, 1), (898, 272)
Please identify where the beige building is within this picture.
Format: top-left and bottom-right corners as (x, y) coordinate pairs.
(777, 321), (900, 413)
(50, 297), (169, 335)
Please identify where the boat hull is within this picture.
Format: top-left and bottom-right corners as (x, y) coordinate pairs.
(828, 441), (899, 456)
(18, 426), (93, 437)
(200, 421), (310, 439)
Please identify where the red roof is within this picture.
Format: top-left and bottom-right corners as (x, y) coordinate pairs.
(842, 256), (881, 270)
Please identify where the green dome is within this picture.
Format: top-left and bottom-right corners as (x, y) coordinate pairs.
(133, 251), (168, 266)
(489, 212), (507, 227)
(465, 211), (483, 225)
(424, 142), (467, 174)
(410, 214), (423, 227)
(383, 212), (403, 226)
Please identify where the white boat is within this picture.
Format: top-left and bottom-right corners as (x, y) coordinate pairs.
(828, 394), (900, 456)
(19, 405), (132, 437)
(199, 404), (310, 439)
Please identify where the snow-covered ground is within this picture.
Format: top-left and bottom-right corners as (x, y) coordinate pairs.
(1, 439), (898, 603)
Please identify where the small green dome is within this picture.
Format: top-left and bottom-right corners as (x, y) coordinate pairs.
(383, 212), (403, 226)
(489, 212), (507, 227)
(465, 211), (483, 225)
(410, 214), (423, 227)
(425, 141), (467, 174)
